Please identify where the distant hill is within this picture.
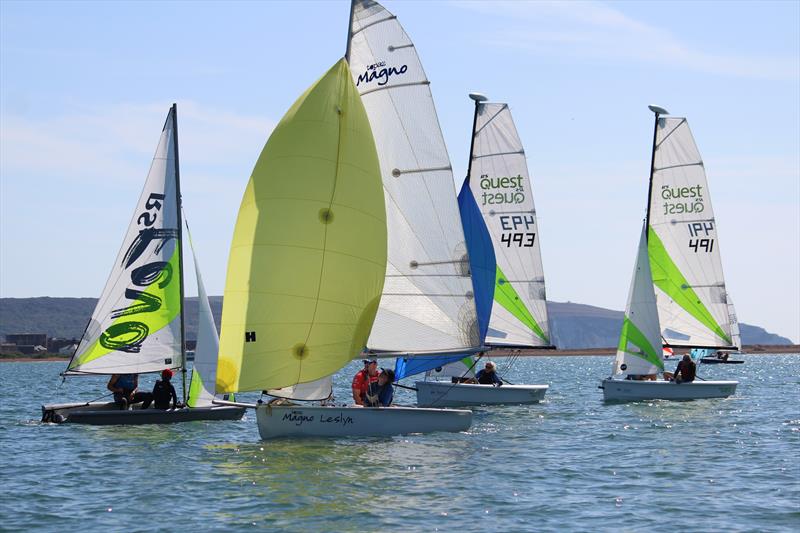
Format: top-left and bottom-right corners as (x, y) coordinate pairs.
(0, 297), (792, 348)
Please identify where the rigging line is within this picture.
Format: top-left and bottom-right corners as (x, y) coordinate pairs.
(426, 352), (483, 408)
(473, 103), (507, 137)
(655, 117), (686, 149)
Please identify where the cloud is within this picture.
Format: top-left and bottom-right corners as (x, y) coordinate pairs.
(454, 0), (799, 81)
(0, 101), (276, 187)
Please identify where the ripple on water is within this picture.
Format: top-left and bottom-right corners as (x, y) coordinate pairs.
(1, 356), (799, 531)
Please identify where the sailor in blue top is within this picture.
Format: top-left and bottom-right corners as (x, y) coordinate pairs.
(365, 368), (395, 407)
(107, 373), (153, 410)
(475, 361), (503, 386)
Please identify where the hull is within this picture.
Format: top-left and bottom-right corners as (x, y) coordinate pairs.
(41, 401), (245, 425)
(601, 379), (738, 402)
(700, 357), (744, 365)
(255, 404), (472, 439)
(415, 381), (548, 407)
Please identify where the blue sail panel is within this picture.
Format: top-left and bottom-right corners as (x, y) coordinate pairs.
(394, 354), (472, 381)
(458, 177), (496, 343)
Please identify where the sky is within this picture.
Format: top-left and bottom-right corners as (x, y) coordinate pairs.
(1, 0), (798, 342)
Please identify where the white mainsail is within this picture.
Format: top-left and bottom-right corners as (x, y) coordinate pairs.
(612, 224), (664, 377)
(348, 0), (480, 352)
(186, 226), (220, 407)
(648, 116), (734, 349)
(66, 107), (183, 375)
(468, 102), (551, 347)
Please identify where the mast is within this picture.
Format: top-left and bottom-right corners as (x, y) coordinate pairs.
(466, 93), (487, 184)
(645, 105), (668, 241)
(344, 0), (356, 63)
(171, 103), (188, 404)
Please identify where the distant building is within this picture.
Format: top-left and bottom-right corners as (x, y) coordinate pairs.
(5, 333), (47, 347)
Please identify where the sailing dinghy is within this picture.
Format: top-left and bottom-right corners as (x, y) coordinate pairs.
(601, 106), (738, 401)
(411, 94), (551, 407)
(42, 105), (245, 424)
(213, 57), (471, 439)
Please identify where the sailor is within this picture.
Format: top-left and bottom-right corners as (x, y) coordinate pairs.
(351, 358), (379, 405)
(672, 354), (697, 383)
(475, 361), (503, 386)
(107, 373), (153, 410)
(152, 368), (179, 409)
(365, 368), (395, 407)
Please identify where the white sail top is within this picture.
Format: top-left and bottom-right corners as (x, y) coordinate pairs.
(348, 0), (480, 352)
(613, 224), (664, 377)
(468, 102), (551, 347)
(66, 107), (183, 375)
(648, 116), (734, 349)
(186, 225), (219, 407)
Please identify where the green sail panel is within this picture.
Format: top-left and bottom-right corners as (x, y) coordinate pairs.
(494, 265), (549, 343)
(648, 227), (731, 345)
(617, 317), (664, 370)
(70, 249), (182, 370)
(216, 58), (387, 394)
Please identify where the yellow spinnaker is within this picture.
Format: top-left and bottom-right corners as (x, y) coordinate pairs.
(216, 58), (387, 394)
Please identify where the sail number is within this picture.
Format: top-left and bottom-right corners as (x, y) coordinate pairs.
(98, 192), (178, 353)
(687, 222), (714, 253)
(500, 215), (535, 247)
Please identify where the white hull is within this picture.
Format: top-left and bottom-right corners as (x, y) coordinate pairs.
(255, 404), (472, 439)
(601, 379), (738, 401)
(415, 381), (548, 407)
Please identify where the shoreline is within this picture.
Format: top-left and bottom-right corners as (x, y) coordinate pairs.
(1, 344), (798, 363)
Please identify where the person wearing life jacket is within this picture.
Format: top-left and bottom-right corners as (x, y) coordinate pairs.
(365, 368), (395, 407)
(107, 373), (153, 410)
(673, 354), (697, 383)
(352, 358), (379, 405)
(475, 361), (503, 386)
(152, 368), (179, 409)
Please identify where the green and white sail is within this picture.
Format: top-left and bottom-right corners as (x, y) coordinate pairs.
(348, 0), (480, 353)
(66, 107), (183, 375)
(613, 223), (664, 377)
(216, 59), (387, 394)
(467, 102), (551, 348)
(648, 115), (735, 349)
(186, 226), (221, 407)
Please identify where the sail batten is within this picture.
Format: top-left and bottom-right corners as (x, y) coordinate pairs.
(349, 0), (480, 353)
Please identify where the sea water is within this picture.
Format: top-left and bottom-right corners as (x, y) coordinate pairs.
(1, 355), (798, 532)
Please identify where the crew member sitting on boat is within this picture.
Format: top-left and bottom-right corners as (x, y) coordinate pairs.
(107, 373), (153, 410)
(475, 361), (503, 386)
(364, 368), (395, 407)
(672, 354), (697, 383)
(352, 358), (379, 405)
(152, 368), (179, 410)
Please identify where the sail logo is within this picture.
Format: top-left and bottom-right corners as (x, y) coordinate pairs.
(478, 174), (526, 205)
(356, 60), (409, 87)
(98, 192), (178, 353)
(660, 184), (704, 215)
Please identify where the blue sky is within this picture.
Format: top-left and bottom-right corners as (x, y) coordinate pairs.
(1, 0), (798, 342)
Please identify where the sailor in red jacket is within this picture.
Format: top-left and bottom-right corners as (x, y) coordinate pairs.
(352, 358), (379, 405)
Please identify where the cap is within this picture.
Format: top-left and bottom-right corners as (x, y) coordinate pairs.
(362, 358), (378, 365)
(485, 361), (496, 369)
(380, 368), (396, 382)
(161, 368), (173, 379)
